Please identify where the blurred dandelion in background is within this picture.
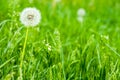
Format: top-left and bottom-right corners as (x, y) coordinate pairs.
(77, 8), (86, 23)
(20, 7), (41, 27)
(77, 8), (86, 17)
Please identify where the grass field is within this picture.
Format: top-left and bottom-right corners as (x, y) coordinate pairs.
(0, 0), (120, 80)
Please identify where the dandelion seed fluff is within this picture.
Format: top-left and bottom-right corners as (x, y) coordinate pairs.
(77, 8), (86, 17)
(20, 7), (41, 27)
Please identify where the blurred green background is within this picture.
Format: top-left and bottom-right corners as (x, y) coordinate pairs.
(0, 0), (120, 80)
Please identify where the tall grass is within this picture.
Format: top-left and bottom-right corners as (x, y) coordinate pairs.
(0, 0), (120, 80)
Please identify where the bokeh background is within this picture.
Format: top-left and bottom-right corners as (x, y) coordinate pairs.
(0, 0), (120, 80)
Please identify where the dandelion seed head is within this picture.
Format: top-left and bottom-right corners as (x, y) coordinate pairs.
(77, 8), (86, 23)
(20, 7), (41, 27)
(77, 8), (86, 17)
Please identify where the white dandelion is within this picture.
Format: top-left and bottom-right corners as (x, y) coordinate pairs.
(77, 8), (86, 17)
(20, 7), (41, 27)
(77, 8), (86, 23)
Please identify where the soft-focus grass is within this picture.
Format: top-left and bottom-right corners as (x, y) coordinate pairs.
(0, 0), (120, 80)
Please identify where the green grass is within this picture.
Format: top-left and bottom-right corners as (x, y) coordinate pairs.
(0, 0), (120, 80)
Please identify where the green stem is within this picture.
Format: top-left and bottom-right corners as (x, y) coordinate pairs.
(19, 28), (28, 80)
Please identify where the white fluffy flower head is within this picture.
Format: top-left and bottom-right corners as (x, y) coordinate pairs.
(77, 8), (86, 17)
(77, 8), (86, 22)
(20, 7), (41, 27)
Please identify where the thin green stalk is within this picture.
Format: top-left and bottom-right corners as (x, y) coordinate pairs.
(0, 56), (15, 69)
(19, 28), (29, 80)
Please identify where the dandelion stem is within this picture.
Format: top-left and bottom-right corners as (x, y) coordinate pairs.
(19, 28), (29, 80)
